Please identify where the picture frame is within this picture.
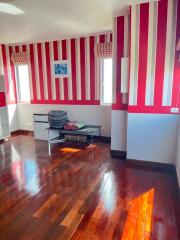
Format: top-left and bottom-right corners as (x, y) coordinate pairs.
(53, 60), (71, 77)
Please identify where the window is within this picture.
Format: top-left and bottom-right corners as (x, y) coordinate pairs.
(101, 58), (113, 105)
(16, 65), (30, 103)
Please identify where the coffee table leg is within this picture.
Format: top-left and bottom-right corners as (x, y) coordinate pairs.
(48, 142), (51, 156)
(91, 135), (93, 145)
(48, 128), (50, 156)
(91, 134), (94, 160)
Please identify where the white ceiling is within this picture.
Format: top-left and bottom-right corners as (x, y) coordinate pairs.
(0, 0), (157, 44)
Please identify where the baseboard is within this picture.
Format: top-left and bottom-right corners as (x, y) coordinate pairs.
(11, 130), (34, 136)
(125, 159), (176, 175)
(99, 136), (111, 143)
(110, 150), (127, 159)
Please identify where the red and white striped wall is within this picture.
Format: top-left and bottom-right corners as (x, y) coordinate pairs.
(128, 0), (180, 114)
(1, 33), (112, 105)
(0, 44), (17, 104)
(112, 15), (130, 110)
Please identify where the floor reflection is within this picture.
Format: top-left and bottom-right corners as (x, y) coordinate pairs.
(11, 158), (40, 195)
(121, 189), (154, 240)
(24, 160), (40, 195)
(11, 144), (21, 162)
(9, 143), (40, 195)
(12, 160), (24, 190)
(100, 172), (117, 213)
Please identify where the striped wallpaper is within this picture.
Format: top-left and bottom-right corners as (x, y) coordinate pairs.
(1, 0), (179, 114)
(1, 33), (112, 105)
(128, 0), (180, 113)
(0, 44), (17, 104)
(112, 15), (130, 110)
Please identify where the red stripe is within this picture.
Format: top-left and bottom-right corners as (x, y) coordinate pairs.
(137, 3), (149, 106)
(22, 45), (26, 52)
(29, 44), (37, 101)
(110, 33), (113, 42)
(154, 0), (168, 107)
(112, 16), (127, 110)
(172, 0), (180, 108)
(45, 42), (52, 100)
(100, 35), (105, 43)
(71, 39), (77, 100)
(80, 38), (86, 100)
(15, 46), (19, 52)
(62, 40), (68, 100)
(37, 43), (44, 101)
(90, 36), (95, 100)
(53, 41), (60, 100)
(9, 46), (17, 103)
(0, 92), (6, 107)
(1, 45), (9, 104)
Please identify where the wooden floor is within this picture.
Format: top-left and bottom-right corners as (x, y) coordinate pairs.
(0, 133), (179, 240)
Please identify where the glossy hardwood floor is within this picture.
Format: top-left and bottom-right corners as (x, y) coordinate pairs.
(0, 133), (179, 240)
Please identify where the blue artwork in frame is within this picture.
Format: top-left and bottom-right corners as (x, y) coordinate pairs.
(53, 60), (71, 77)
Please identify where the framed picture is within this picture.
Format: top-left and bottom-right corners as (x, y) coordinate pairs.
(53, 60), (71, 77)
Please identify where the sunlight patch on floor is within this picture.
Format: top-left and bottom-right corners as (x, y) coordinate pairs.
(60, 147), (82, 153)
(121, 189), (154, 240)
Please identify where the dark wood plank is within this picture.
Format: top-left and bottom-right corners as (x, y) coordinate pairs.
(0, 133), (179, 240)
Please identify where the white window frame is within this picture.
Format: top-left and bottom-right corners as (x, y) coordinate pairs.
(100, 57), (113, 105)
(15, 64), (31, 104)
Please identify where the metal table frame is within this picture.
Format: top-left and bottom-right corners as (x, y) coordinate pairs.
(47, 125), (101, 155)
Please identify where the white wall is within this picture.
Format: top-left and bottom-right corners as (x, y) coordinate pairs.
(8, 104), (19, 132)
(175, 116), (180, 186)
(127, 113), (179, 164)
(111, 110), (127, 151)
(16, 104), (111, 137)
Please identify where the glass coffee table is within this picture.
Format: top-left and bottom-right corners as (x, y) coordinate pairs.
(47, 125), (101, 155)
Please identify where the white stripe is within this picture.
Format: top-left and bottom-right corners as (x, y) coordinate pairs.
(59, 40), (64, 100)
(162, 0), (178, 106)
(67, 39), (73, 100)
(12, 46), (16, 53)
(95, 35), (100, 100)
(85, 37), (90, 100)
(107, 33), (111, 43)
(42, 43), (48, 100)
(129, 5), (140, 105)
(27, 45), (33, 100)
(145, 1), (158, 105)
(112, 17), (117, 104)
(122, 93), (128, 104)
(49, 41), (56, 100)
(127, 15), (131, 57)
(34, 44), (41, 100)
(76, 38), (81, 100)
(96, 35), (100, 43)
(19, 45), (23, 52)
(124, 15), (129, 57)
